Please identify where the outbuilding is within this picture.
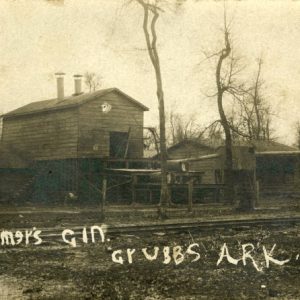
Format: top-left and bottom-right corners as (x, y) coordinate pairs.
(166, 138), (300, 198)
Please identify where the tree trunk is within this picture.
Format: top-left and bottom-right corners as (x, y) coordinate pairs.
(215, 29), (234, 203)
(157, 87), (170, 214)
(217, 92), (234, 203)
(253, 58), (262, 140)
(137, 0), (170, 218)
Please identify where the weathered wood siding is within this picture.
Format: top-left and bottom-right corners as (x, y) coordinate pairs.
(1, 91), (145, 164)
(168, 144), (214, 159)
(2, 108), (79, 161)
(0, 168), (34, 203)
(78, 91), (144, 158)
(216, 147), (256, 170)
(189, 158), (218, 184)
(256, 155), (300, 197)
(167, 144), (217, 183)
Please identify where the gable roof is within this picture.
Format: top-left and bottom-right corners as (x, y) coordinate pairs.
(246, 140), (297, 152)
(167, 138), (297, 153)
(2, 88), (149, 118)
(167, 138), (222, 153)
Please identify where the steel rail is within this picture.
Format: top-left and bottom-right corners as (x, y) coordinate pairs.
(106, 216), (300, 235)
(32, 216), (300, 239)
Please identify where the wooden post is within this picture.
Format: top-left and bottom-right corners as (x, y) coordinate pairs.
(131, 174), (137, 205)
(124, 127), (131, 159)
(215, 187), (220, 203)
(101, 177), (107, 219)
(253, 168), (257, 209)
(256, 180), (260, 207)
(188, 177), (194, 212)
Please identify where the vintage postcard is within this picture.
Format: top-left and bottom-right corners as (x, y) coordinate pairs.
(0, 0), (299, 299)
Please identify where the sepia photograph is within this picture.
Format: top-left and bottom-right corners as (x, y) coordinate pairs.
(0, 0), (300, 299)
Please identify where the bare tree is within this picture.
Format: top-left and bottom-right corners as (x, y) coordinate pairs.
(252, 57), (263, 139)
(144, 126), (160, 156)
(250, 59), (273, 141)
(214, 16), (235, 202)
(135, 0), (170, 217)
(204, 8), (260, 206)
(230, 58), (274, 141)
(168, 111), (200, 146)
(84, 72), (102, 92)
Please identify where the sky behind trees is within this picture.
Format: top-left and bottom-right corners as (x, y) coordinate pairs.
(0, 0), (299, 145)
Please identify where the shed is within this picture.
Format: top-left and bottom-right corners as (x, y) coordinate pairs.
(166, 138), (299, 197)
(166, 138), (221, 159)
(256, 151), (300, 197)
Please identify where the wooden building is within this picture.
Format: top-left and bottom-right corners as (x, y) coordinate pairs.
(166, 138), (300, 198)
(256, 151), (300, 198)
(1, 82), (148, 161)
(159, 139), (219, 184)
(0, 74), (149, 203)
(0, 144), (34, 203)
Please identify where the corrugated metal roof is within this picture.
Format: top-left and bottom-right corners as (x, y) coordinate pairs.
(2, 88), (149, 118)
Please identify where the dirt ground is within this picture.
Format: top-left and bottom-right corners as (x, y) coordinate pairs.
(0, 203), (299, 299)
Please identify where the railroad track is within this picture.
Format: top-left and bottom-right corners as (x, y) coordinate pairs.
(31, 216), (300, 239)
(107, 216), (300, 234)
(0, 217), (299, 249)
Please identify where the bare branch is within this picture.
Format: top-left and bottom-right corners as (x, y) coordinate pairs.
(197, 120), (221, 138)
(228, 122), (252, 139)
(84, 72), (102, 93)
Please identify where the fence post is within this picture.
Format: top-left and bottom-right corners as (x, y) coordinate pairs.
(188, 178), (194, 212)
(101, 177), (107, 220)
(131, 175), (137, 205)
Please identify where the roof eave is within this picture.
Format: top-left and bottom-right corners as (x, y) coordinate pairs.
(2, 103), (79, 119)
(255, 150), (300, 156)
(112, 88), (149, 111)
(2, 88), (149, 118)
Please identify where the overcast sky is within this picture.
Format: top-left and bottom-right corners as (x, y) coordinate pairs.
(0, 0), (299, 145)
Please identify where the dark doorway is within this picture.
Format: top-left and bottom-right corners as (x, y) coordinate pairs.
(109, 131), (128, 158)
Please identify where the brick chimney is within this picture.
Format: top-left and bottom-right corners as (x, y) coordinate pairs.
(73, 74), (83, 96)
(55, 72), (65, 101)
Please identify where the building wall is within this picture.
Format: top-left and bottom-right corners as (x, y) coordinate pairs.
(0, 168), (34, 203)
(2, 108), (79, 161)
(168, 143), (215, 159)
(256, 155), (300, 196)
(189, 158), (219, 184)
(77, 91), (144, 158)
(1, 91), (145, 164)
(167, 143), (217, 184)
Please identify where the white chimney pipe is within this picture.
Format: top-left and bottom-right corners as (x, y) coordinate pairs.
(55, 72), (65, 101)
(73, 74), (83, 95)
